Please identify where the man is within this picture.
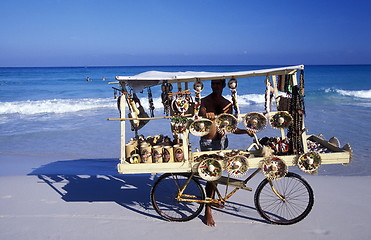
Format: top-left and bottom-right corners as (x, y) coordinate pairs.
(199, 79), (252, 226)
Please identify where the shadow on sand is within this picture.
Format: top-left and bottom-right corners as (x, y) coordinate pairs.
(29, 158), (265, 223)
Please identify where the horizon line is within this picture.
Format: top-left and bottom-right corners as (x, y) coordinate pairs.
(1, 63), (371, 68)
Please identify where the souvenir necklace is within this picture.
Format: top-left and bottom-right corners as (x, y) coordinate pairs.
(264, 76), (272, 113)
(193, 80), (204, 119)
(228, 78), (240, 120)
(148, 87), (155, 117)
(161, 82), (173, 115)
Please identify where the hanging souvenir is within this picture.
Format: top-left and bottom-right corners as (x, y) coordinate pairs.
(299, 70), (305, 96)
(259, 156), (288, 181)
(265, 77), (273, 113)
(287, 86), (305, 154)
(228, 78), (241, 120)
(113, 88), (118, 99)
(244, 112), (267, 132)
(189, 118), (213, 137)
(197, 158), (223, 181)
(297, 151), (322, 175)
(125, 91), (150, 131)
(285, 75), (293, 94)
(161, 82), (173, 115)
(193, 80), (204, 119)
(193, 80), (204, 92)
(215, 113), (238, 135)
(170, 92), (193, 116)
(225, 155), (249, 178)
(228, 78), (238, 90)
(170, 116), (189, 134)
(277, 75), (285, 92)
(172, 95), (189, 114)
(147, 87), (155, 117)
(270, 111), (293, 129)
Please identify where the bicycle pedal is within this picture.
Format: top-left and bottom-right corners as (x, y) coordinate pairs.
(239, 185), (252, 191)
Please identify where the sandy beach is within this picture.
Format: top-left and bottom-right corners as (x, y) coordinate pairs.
(1, 155), (370, 240)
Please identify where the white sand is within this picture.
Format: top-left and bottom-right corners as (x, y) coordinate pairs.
(0, 157), (370, 240)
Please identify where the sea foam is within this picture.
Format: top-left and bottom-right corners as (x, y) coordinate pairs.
(335, 89), (371, 99)
(0, 94), (266, 116)
(8, 89), (369, 116)
(0, 98), (116, 115)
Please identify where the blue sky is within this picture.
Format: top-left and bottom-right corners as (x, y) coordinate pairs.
(1, 0), (371, 67)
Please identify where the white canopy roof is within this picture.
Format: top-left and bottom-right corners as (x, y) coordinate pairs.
(116, 65), (304, 92)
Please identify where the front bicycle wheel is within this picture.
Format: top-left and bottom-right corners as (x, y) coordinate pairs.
(254, 172), (314, 225)
(151, 173), (205, 222)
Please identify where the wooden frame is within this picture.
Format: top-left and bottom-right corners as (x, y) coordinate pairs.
(109, 65), (351, 175)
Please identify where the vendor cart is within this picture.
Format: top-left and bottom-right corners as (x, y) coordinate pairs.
(108, 65), (352, 224)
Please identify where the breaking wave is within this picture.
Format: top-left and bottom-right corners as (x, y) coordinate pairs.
(3, 89), (370, 116)
(0, 98), (116, 115)
(0, 94), (266, 116)
(335, 89), (371, 99)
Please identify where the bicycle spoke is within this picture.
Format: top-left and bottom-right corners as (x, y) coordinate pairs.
(255, 172), (314, 225)
(151, 174), (205, 222)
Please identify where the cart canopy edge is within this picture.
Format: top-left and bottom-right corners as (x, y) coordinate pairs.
(115, 65), (304, 93)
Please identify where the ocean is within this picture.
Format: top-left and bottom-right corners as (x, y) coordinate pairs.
(0, 65), (370, 176)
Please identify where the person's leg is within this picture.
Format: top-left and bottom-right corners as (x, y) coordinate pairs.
(200, 138), (213, 151)
(204, 181), (216, 226)
(200, 138), (224, 226)
(220, 135), (228, 150)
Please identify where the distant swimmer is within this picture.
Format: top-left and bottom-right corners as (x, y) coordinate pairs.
(86, 77), (92, 81)
(102, 77), (106, 81)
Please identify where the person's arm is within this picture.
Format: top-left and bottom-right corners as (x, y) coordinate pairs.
(223, 99), (254, 136)
(234, 128), (254, 137)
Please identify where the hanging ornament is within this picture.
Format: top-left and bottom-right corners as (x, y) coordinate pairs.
(225, 155), (249, 178)
(244, 112), (267, 133)
(228, 78), (241, 120)
(170, 116), (189, 134)
(265, 76), (272, 113)
(287, 86), (305, 154)
(193, 80), (204, 119)
(189, 118), (213, 137)
(228, 78), (238, 90)
(299, 70), (305, 96)
(197, 158), (223, 181)
(215, 113), (238, 135)
(297, 151), (322, 175)
(161, 82), (173, 115)
(193, 80), (204, 92)
(172, 95), (190, 114)
(270, 111), (293, 129)
(148, 87), (155, 117)
(260, 156), (288, 181)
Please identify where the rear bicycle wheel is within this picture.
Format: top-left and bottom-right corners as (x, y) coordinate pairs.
(151, 173), (205, 222)
(254, 172), (314, 225)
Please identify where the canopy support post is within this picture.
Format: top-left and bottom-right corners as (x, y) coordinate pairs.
(120, 91), (127, 162)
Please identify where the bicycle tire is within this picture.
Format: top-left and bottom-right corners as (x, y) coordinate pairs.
(151, 173), (205, 222)
(254, 172), (314, 225)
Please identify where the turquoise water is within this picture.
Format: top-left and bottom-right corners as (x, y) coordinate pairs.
(1, 65), (370, 176)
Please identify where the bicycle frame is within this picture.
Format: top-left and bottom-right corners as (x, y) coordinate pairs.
(175, 168), (285, 204)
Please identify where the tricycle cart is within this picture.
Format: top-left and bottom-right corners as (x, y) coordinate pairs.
(108, 65), (352, 224)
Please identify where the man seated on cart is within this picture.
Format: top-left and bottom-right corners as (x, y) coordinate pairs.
(199, 79), (254, 226)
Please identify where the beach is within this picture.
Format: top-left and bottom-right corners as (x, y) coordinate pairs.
(1, 166), (371, 240)
(1, 65), (371, 239)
